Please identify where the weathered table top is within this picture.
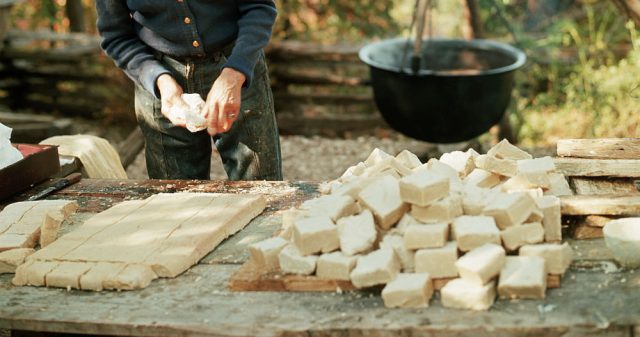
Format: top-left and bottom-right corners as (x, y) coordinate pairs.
(0, 179), (639, 337)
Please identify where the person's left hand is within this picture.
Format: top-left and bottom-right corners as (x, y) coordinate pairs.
(202, 68), (246, 136)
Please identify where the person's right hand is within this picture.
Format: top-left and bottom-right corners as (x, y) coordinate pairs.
(157, 74), (189, 127)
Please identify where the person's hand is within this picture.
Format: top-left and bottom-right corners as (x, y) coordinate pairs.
(157, 74), (189, 127)
(202, 68), (246, 136)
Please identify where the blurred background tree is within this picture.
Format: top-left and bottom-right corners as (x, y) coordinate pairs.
(7, 0), (640, 144)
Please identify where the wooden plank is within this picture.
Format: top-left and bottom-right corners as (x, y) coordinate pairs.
(1, 264), (638, 337)
(266, 40), (362, 62)
(557, 138), (640, 159)
(560, 194), (640, 215)
(570, 177), (638, 195)
(228, 260), (356, 292)
(555, 157), (640, 177)
(573, 225), (604, 240)
(583, 215), (619, 228)
(229, 261), (561, 292)
(547, 274), (561, 288)
(277, 113), (387, 137)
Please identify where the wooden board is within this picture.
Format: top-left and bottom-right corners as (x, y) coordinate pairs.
(572, 225), (604, 240)
(554, 157), (640, 177)
(229, 261), (561, 292)
(570, 177), (638, 195)
(561, 194), (640, 215)
(557, 138), (640, 159)
(14, 193), (265, 291)
(0, 180), (637, 337)
(0, 200), (77, 251)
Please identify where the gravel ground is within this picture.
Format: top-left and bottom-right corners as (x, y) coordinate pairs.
(126, 134), (437, 181)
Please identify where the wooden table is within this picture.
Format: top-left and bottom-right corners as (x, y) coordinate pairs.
(0, 179), (639, 337)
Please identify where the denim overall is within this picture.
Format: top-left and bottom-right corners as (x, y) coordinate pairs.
(134, 47), (282, 181)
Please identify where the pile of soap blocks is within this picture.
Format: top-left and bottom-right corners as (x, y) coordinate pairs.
(0, 123), (23, 170)
(249, 139), (574, 310)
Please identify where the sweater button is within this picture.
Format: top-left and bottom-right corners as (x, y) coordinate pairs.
(192, 40), (200, 48)
(184, 17), (191, 24)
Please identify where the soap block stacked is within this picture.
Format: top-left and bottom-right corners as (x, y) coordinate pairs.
(249, 139), (574, 310)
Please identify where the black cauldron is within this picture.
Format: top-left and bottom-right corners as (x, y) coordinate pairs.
(359, 38), (526, 143)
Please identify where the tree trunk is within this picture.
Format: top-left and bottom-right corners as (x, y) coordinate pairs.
(461, 0), (483, 39)
(65, 0), (86, 33)
(611, 0), (640, 27)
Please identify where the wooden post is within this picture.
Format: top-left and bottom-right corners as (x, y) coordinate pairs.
(461, 0), (483, 39)
(65, 0), (86, 33)
(611, 0), (640, 27)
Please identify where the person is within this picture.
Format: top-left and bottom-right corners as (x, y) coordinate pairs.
(95, 1), (282, 181)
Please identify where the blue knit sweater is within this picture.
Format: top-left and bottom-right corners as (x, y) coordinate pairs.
(96, 0), (277, 97)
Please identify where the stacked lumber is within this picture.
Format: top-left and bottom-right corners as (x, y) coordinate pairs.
(556, 138), (640, 239)
(243, 140), (574, 310)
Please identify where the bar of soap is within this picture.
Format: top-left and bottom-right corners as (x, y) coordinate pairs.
(452, 216), (501, 252)
(249, 237), (289, 272)
(357, 175), (408, 229)
(379, 234), (415, 272)
(316, 251), (357, 280)
(301, 194), (359, 222)
(411, 194), (462, 224)
(350, 248), (400, 288)
(545, 173), (573, 196)
(517, 156), (555, 188)
(403, 223), (448, 250)
(475, 154), (518, 177)
(395, 150), (422, 169)
(278, 244), (317, 275)
(500, 222), (545, 252)
(40, 210), (64, 248)
(292, 215), (339, 256)
(519, 243), (573, 275)
(399, 168), (450, 207)
(337, 210), (377, 256)
(440, 150), (476, 178)
(461, 185), (500, 215)
(364, 148), (393, 167)
(498, 256), (547, 299)
(464, 168), (502, 188)
(391, 213), (420, 235)
(441, 278), (496, 311)
(535, 196), (562, 242)
(414, 241), (458, 278)
(426, 159), (464, 193)
(0, 248), (35, 274)
(482, 192), (536, 229)
(455, 243), (505, 285)
(487, 139), (532, 160)
(381, 273), (433, 308)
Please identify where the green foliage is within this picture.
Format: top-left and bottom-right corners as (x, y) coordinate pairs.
(515, 2), (640, 145)
(272, 0), (401, 42)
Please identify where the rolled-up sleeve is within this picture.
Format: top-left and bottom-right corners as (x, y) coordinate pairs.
(223, 0), (277, 87)
(96, 0), (170, 98)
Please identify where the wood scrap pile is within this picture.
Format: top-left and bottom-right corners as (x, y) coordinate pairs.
(248, 139), (574, 310)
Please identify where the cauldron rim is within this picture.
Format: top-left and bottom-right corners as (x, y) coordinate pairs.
(358, 37), (527, 77)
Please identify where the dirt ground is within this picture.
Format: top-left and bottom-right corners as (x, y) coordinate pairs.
(125, 134), (437, 181)
(73, 119), (553, 181)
